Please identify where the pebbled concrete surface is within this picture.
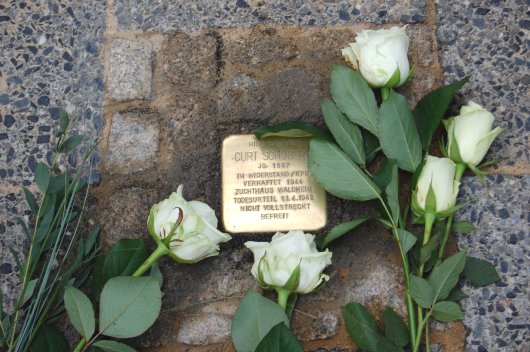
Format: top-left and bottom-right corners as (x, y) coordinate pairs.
(0, 0), (528, 350)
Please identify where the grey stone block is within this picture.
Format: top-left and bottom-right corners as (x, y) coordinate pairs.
(105, 112), (159, 174)
(108, 39), (153, 101)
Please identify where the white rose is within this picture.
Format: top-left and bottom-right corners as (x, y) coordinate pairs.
(147, 185), (231, 263)
(414, 156), (460, 216)
(446, 101), (502, 166)
(341, 26), (410, 88)
(244, 230), (332, 294)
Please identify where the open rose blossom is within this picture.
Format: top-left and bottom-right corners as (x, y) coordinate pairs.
(341, 26), (410, 88)
(147, 185), (231, 263)
(245, 230), (332, 294)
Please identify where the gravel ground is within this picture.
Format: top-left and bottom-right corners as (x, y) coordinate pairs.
(1, 0), (528, 350)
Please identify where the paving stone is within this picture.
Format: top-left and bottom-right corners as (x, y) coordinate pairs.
(108, 39), (153, 101)
(453, 174), (529, 351)
(105, 112), (159, 174)
(222, 26), (299, 67)
(162, 32), (220, 93)
(176, 313), (232, 345)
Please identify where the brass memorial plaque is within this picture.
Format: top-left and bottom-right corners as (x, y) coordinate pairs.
(222, 134), (326, 233)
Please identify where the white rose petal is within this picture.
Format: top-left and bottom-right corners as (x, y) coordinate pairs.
(341, 26), (410, 88)
(447, 101), (502, 166)
(147, 185), (231, 263)
(416, 156), (459, 212)
(244, 230), (332, 294)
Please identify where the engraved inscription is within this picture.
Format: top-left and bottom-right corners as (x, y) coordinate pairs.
(222, 135), (326, 233)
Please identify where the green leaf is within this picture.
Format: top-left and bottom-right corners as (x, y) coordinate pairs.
(321, 99), (365, 166)
(446, 287), (468, 302)
(410, 276), (435, 308)
(103, 239), (149, 280)
(376, 337), (404, 352)
(99, 276), (161, 338)
(372, 159), (395, 189)
(317, 217), (370, 249)
(254, 121), (331, 140)
(92, 340), (137, 352)
(383, 307), (409, 347)
(35, 163), (50, 192)
(22, 187), (38, 216)
(463, 256), (500, 287)
(363, 130), (380, 163)
(59, 108), (69, 133)
(396, 229), (417, 254)
(309, 138), (380, 201)
(59, 134), (84, 153)
(21, 279), (37, 305)
(231, 291), (289, 352)
(413, 77), (469, 150)
(91, 255), (106, 300)
(330, 65), (379, 136)
(378, 90), (422, 173)
(428, 251), (467, 302)
(255, 322), (304, 352)
(84, 227), (100, 255)
(47, 174), (69, 193)
(432, 301), (464, 322)
(64, 286), (96, 340)
(341, 302), (380, 351)
(451, 221), (476, 234)
(29, 324), (69, 352)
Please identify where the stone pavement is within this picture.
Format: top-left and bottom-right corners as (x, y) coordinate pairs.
(0, 0), (528, 351)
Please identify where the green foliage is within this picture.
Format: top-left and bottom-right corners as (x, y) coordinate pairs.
(342, 302), (380, 351)
(321, 99), (366, 166)
(308, 138), (380, 200)
(464, 257), (500, 286)
(383, 307), (409, 347)
(29, 324), (69, 352)
(231, 291), (289, 352)
(64, 287), (95, 340)
(317, 217), (370, 249)
(446, 287), (468, 302)
(410, 276), (435, 308)
(92, 340), (137, 352)
(35, 162), (51, 192)
(342, 303), (404, 352)
(3, 108), (100, 352)
(378, 90), (422, 173)
(255, 322), (303, 352)
(254, 121), (331, 140)
(92, 239), (149, 299)
(432, 301), (464, 322)
(396, 229), (417, 254)
(413, 77), (469, 150)
(330, 65), (379, 135)
(451, 221), (476, 234)
(428, 251), (467, 302)
(99, 276), (161, 339)
(59, 134), (84, 153)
